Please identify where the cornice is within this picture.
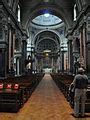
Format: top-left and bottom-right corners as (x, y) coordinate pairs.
(66, 5), (89, 37)
(2, 0), (27, 37)
(72, 5), (89, 32)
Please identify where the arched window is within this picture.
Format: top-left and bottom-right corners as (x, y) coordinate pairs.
(18, 5), (20, 22)
(74, 4), (76, 21)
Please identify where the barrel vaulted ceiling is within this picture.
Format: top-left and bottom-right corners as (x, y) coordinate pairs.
(19, 0), (75, 29)
(17, 0), (89, 54)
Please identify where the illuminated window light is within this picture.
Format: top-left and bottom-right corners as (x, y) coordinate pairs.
(44, 13), (50, 17)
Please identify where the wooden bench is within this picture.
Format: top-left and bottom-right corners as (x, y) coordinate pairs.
(51, 73), (90, 112)
(0, 87), (22, 112)
(0, 73), (44, 112)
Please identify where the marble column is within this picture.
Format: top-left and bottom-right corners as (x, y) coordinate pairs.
(86, 13), (90, 75)
(8, 28), (15, 76)
(79, 27), (83, 67)
(67, 35), (73, 74)
(83, 26), (87, 69)
(8, 28), (12, 70)
(16, 57), (20, 76)
(61, 50), (64, 72)
(22, 35), (27, 74)
(0, 16), (8, 78)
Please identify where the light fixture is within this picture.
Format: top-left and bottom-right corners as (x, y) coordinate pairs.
(46, 53), (49, 57)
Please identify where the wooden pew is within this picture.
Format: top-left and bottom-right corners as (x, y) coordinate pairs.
(0, 73), (44, 112)
(51, 73), (90, 112)
(0, 83), (22, 112)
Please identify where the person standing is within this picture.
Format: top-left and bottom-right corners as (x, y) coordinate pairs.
(72, 67), (88, 118)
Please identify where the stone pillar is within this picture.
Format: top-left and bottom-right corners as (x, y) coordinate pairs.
(79, 24), (87, 69)
(0, 49), (7, 78)
(16, 57), (20, 76)
(83, 26), (87, 69)
(86, 13), (90, 75)
(0, 10), (8, 78)
(61, 50), (64, 72)
(8, 27), (15, 76)
(41, 58), (43, 72)
(8, 28), (12, 70)
(67, 35), (73, 74)
(22, 35), (27, 74)
(57, 55), (60, 72)
(31, 47), (33, 74)
(51, 57), (54, 68)
(35, 56), (38, 73)
(79, 28), (83, 66)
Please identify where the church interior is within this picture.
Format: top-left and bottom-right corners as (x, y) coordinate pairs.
(0, 0), (90, 119)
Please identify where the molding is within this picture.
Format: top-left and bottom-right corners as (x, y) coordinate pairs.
(0, 42), (7, 48)
(2, 0), (27, 37)
(67, 5), (89, 36)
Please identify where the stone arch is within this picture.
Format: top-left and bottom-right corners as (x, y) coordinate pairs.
(33, 30), (60, 46)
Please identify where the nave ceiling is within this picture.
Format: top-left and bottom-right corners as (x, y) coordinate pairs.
(19, 0), (75, 29)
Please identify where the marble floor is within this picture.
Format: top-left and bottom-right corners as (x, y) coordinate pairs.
(0, 74), (90, 120)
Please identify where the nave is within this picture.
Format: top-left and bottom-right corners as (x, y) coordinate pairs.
(0, 74), (90, 120)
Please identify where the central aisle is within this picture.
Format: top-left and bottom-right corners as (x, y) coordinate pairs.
(23, 73), (74, 120)
(0, 74), (90, 120)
